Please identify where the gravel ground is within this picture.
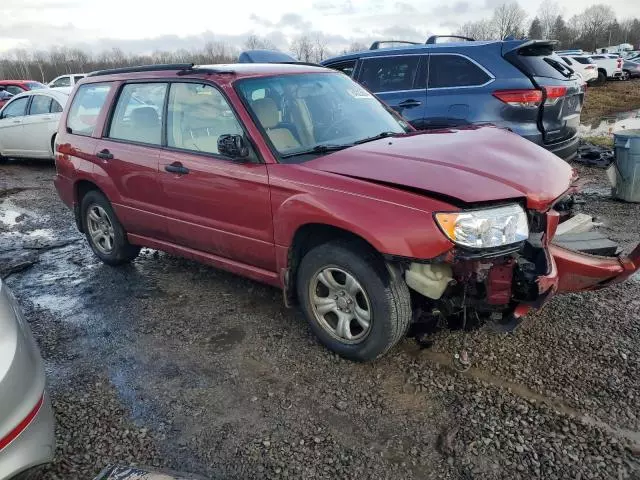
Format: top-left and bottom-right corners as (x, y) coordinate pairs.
(1, 159), (639, 480)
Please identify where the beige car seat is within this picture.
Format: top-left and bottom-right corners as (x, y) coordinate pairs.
(251, 98), (300, 151)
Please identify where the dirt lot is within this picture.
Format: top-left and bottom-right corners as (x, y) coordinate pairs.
(1, 159), (639, 480)
(581, 79), (640, 124)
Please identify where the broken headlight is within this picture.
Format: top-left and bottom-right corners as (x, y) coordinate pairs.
(435, 204), (529, 249)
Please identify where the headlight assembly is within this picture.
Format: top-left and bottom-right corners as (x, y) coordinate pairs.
(435, 204), (529, 249)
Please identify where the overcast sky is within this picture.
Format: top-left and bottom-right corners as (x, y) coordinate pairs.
(2, 0), (639, 54)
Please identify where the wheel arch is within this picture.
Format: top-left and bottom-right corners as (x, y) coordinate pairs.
(74, 179), (104, 232)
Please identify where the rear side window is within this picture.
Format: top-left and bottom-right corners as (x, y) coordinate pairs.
(358, 56), (419, 93)
(510, 45), (574, 79)
(50, 100), (63, 113)
(73, 75), (85, 83)
(51, 76), (71, 88)
(29, 95), (52, 115)
(561, 57), (573, 65)
(1, 97), (28, 118)
(591, 56), (604, 60)
(4, 85), (24, 95)
(67, 83), (112, 136)
(108, 83), (167, 145)
(573, 57), (592, 65)
(326, 60), (357, 77)
(428, 55), (491, 88)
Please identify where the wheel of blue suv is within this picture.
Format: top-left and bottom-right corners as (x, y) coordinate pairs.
(296, 240), (412, 361)
(80, 189), (140, 265)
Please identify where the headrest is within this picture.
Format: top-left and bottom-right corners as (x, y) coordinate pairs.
(252, 98), (279, 129)
(130, 107), (159, 127)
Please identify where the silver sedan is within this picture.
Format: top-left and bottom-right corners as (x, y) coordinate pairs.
(0, 279), (54, 479)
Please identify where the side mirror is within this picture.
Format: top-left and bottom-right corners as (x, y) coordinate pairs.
(218, 134), (249, 159)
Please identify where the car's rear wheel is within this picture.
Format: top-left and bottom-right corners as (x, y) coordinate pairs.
(622, 70), (631, 81)
(80, 190), (140, 265)
(296, 241), (411, 361)
(596, 70), (607, 85)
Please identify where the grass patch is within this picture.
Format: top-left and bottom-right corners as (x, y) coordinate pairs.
(581, 79), (640, 124)
(582, 135), (614, 147)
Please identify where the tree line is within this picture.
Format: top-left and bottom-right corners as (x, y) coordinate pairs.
(0, 3), (637, 82)
(457, 1), (640, 51)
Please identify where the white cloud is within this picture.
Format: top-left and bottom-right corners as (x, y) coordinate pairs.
(1, 0), (638, 54)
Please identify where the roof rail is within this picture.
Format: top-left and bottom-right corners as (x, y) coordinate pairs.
(425, 35), (475, 44)
(369, 40), (420, 50)
(87, 63), (235, 78)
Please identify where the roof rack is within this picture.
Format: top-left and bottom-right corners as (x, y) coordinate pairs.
(369, 40), (420, 50)
(425, 35), (475, 44)
(87, 63), (235, 78)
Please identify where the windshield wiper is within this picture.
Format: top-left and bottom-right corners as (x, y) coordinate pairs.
(280, 144), (351, 159)
(353, 131), (399, 145)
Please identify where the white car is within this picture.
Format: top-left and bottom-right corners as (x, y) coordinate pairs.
(0, 88), (70, 162)
(47, 73), (86, 89)
(559, 55), (598, 84)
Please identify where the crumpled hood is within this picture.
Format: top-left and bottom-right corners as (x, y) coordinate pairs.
(304, 127), (573, 210)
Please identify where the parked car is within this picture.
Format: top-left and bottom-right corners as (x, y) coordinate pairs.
(0, 88), (70, 162)
(53, 63), (639, 360)
(622, 59), (640, 80)
(0, 91), (13, 109)
(322, 37), (584, 160)
(559, 55), (598, 84)
(47, 73), (86, 89)
(0, 80), (46, 97)
(582, 54), (624, 82)
(0, 279), (55, 479)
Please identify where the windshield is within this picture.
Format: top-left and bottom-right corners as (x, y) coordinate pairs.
(235, 72), (409, 162)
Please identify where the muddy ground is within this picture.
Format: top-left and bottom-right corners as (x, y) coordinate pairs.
(1, 159), (639, 480)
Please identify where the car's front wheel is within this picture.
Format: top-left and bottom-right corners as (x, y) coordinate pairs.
(80, 190), (140, 265)
(296, 241), (412, 361)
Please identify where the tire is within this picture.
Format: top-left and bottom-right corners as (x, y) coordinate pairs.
(596, 70), (607, 85)
(0, 156), (6, 164)
(80, 189), (140, 265)
(622, 70), (631, 81)
(296, 240), (412, 361)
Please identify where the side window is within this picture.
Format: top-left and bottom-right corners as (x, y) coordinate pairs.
(108, 83), (167, 145)
(327, 60), (357, 77)
(167, 83), (244, 156)
(29, 95), (52, 115)
(5, 85), (24, 95)
(561, 57), (572, 65)
(67, 83), (112, 136)
(1, 97), (29, 118)
(51, 76), (71, 88)
(358, 56), (420, 93)
(50, 100), (63, 113)
(428, 55), (491, 88)
(73, 75), (85, 83)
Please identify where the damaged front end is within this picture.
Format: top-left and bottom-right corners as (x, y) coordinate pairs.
(403, 197), (640, 337)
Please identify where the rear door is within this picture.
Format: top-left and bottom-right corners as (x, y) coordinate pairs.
(355, 54), (427, 128)
(424, 53), (495, 129)
(504, 41), (584, 145)
(95, 81), (168, 241)
(19, 93), (61, 157)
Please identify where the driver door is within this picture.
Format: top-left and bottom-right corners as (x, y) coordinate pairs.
(158, 82), (275, 272)
(0, 96), (29, 155)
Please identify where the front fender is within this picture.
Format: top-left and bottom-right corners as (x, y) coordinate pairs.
(272, 190), (454, 260)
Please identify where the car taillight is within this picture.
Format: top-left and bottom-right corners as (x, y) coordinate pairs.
(492, 89), (542, 107)
(617, 59), (623, 68)
(543, 86), (567, 105)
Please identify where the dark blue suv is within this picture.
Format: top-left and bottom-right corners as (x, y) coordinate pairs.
(321, 37), (584, 160)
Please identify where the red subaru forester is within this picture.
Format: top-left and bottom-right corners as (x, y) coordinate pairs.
(53, 63), (639, 361)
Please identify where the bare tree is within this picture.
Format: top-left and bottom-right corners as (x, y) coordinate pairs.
(244, 35), (275, 50)
(456, 19), (497, 40)
(575, 4), (615, 51)
(313, 33), (328, 62)
(528, 18), (543, 39)
(537, 0), (560, 39)
(492, 2), (527, 40)
(290, 35), (314, 62)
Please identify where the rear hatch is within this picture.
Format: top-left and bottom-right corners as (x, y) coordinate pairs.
(503, 41), (584, 145)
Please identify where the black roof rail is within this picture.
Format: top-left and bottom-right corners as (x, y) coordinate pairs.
(369, 40), (420, 50)
(87, 63), (235, 78)
(425, 35), (475, 44)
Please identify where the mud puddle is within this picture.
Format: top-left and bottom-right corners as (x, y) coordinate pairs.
(580, 108), (640, 137)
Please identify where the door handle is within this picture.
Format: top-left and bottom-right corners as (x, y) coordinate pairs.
(165, 163), (190, 175)
(398, 99), (422, 108)
(96, 149), (114, 160)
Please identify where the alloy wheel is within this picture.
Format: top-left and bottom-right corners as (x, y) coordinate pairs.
(86, 204), (115, 255)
